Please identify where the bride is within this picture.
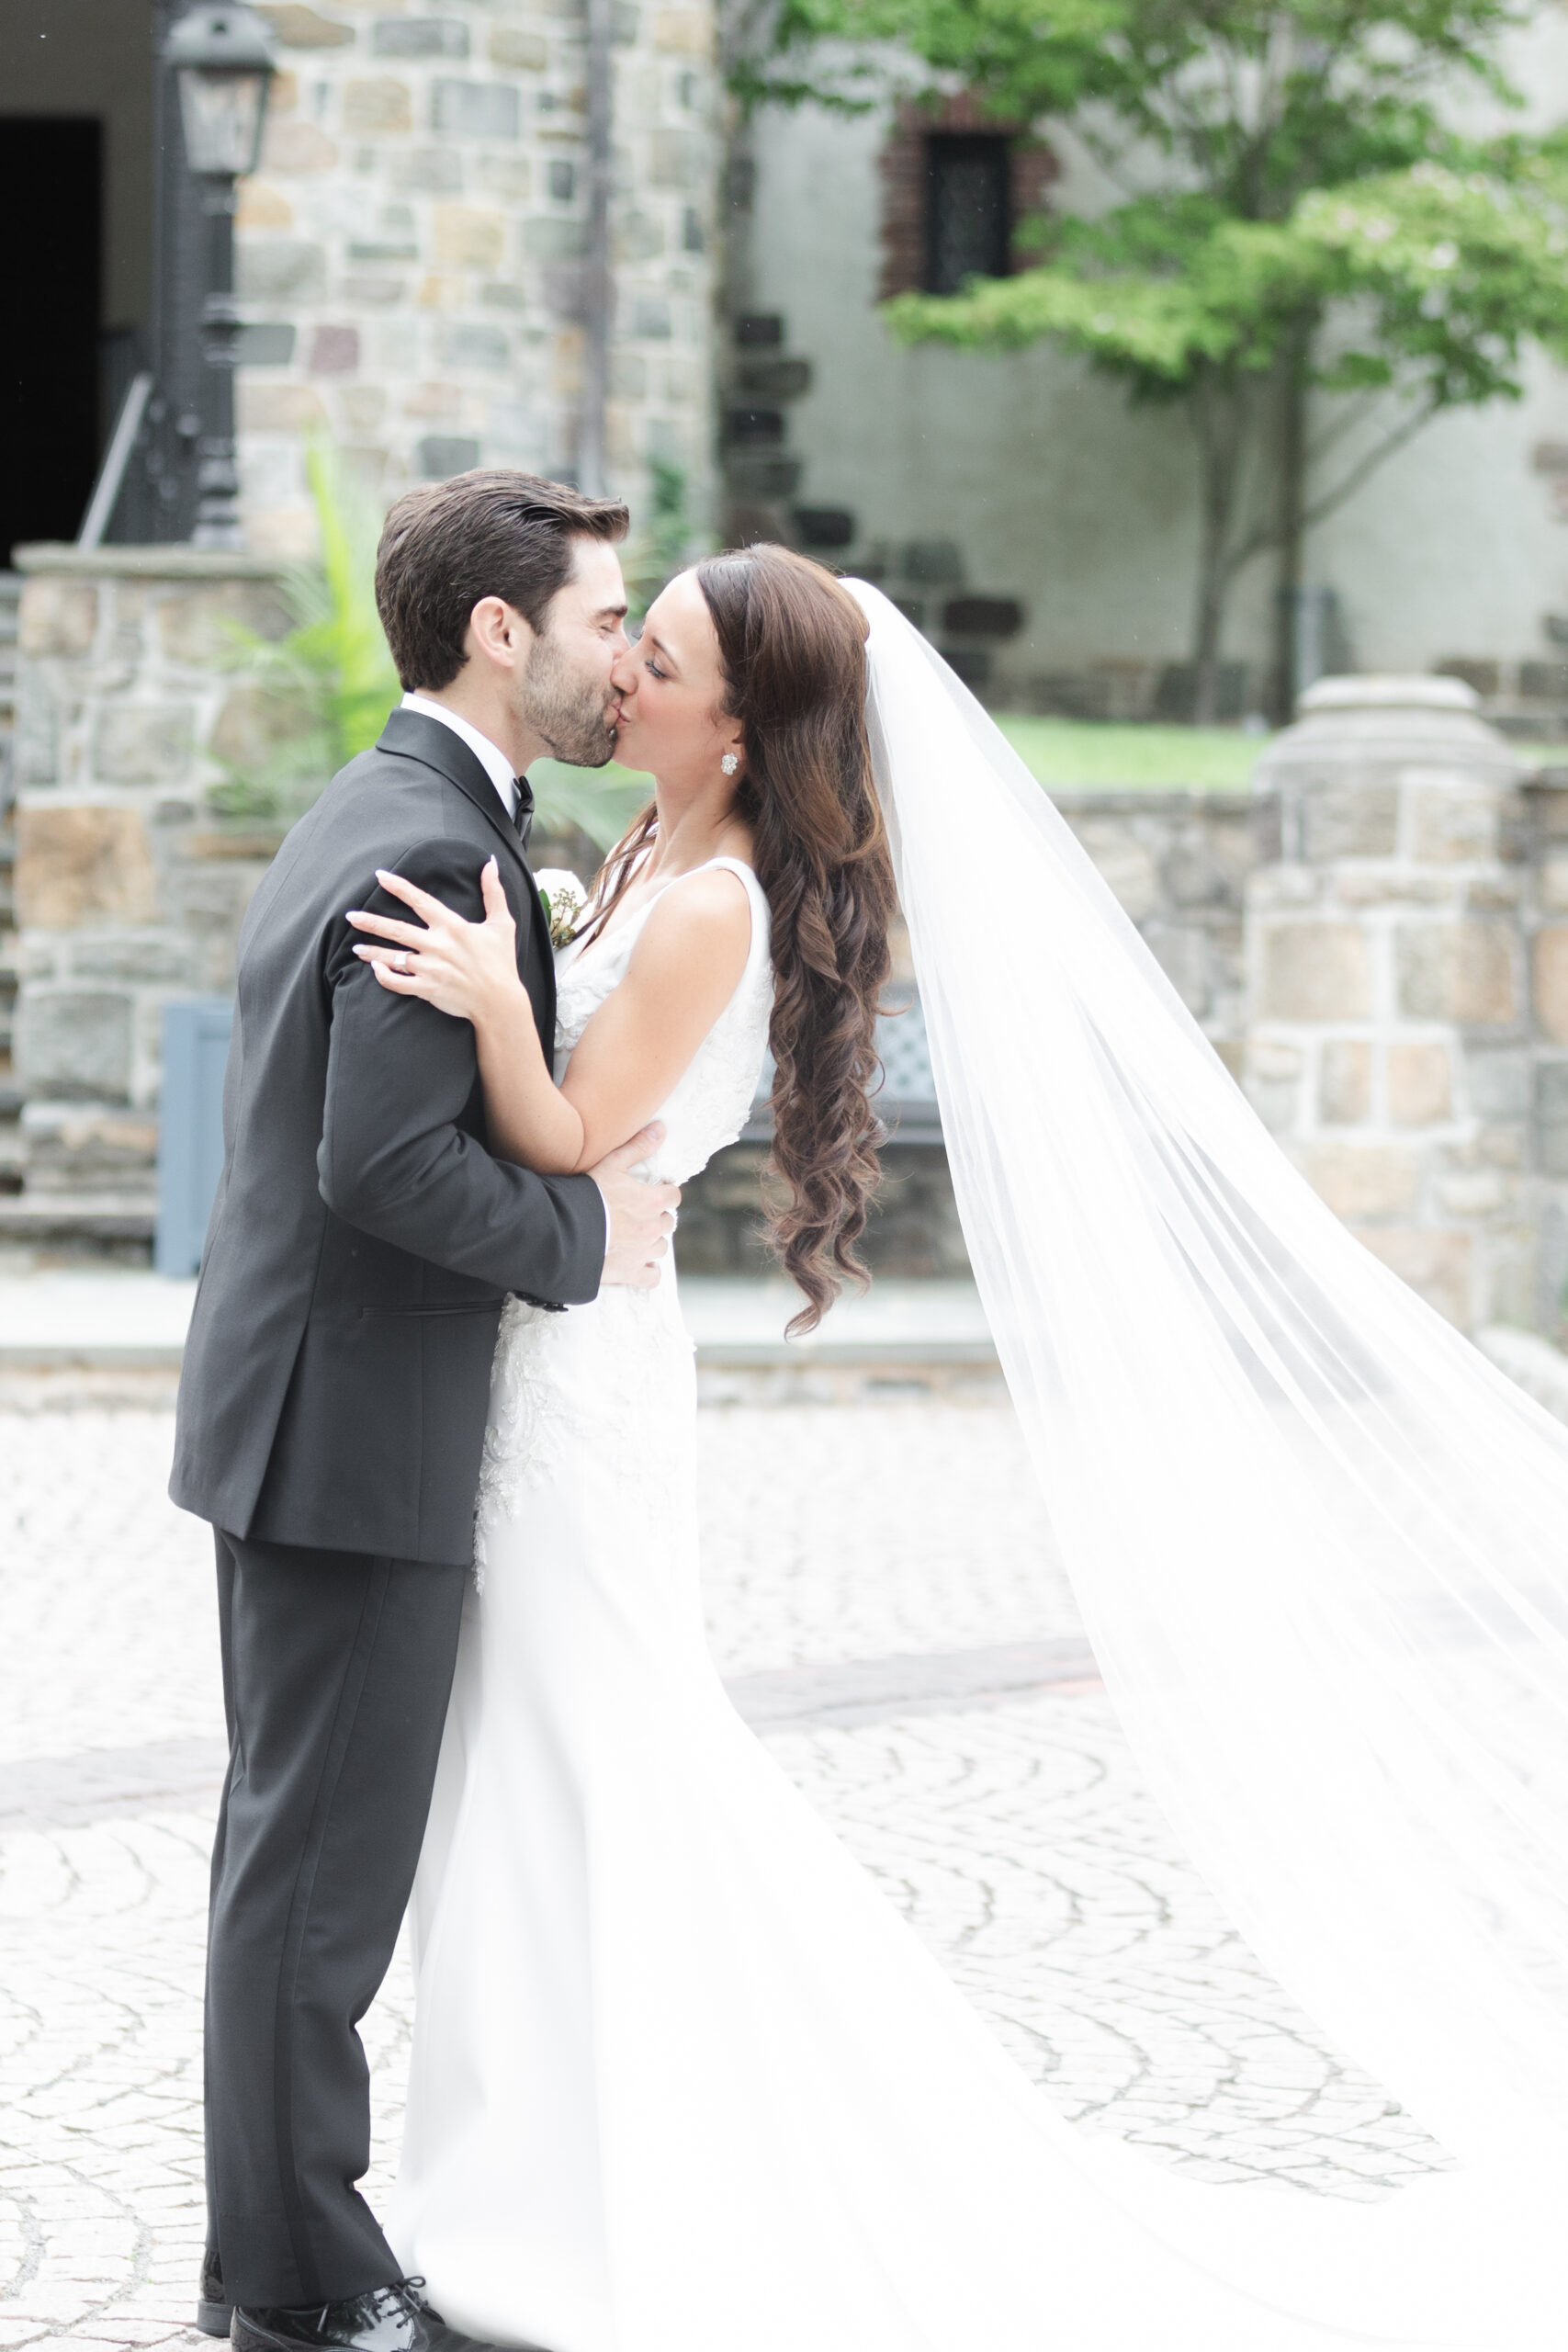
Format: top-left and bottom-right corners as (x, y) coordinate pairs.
(347, 545), (1568, 2350)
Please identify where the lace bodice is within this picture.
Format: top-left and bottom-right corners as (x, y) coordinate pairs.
(551, 854), (773, 1183)
(474, 857), (773, 1574)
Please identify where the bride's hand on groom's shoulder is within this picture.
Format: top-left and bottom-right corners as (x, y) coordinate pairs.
(345, 858), (523, 1029)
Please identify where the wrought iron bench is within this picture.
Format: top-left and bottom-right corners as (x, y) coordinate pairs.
(744, 992), (942, 1146)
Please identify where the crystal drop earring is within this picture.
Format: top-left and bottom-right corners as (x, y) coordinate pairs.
(721, 752), (739, 776)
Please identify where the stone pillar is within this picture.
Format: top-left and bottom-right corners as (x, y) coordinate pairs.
(7, 545), (290, 1257)
(1246, 676), (1531, 1333)
(1517, 772), (1568, 1337)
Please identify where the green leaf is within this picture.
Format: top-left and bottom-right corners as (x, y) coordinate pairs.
(208, 439), (401, 821)
(302, 438), (402, 762)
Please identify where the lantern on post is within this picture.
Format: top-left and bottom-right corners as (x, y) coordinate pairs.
(163, 4), (277, 547)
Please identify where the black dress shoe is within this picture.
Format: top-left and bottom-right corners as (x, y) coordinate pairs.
(197, 2249), (233, 2337)
(231, 2278), (521, 2352)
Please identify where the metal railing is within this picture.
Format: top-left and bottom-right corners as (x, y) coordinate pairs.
(746, 993), (942, 1146)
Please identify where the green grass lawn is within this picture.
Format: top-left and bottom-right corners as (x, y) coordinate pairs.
(534, 722), (1271, 829)
(993, 715), (1270, 791)
(535, 718), (1568, 830)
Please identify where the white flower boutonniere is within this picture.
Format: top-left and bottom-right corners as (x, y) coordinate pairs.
(536, 868), (588, 949)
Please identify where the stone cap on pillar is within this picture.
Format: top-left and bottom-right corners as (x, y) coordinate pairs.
(13, 542), (286, 580)
(1299, 673), (1479, 715)
(1255, 671), (1522, 786)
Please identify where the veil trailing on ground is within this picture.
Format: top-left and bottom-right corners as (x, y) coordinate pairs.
(849, 581), (1568, 2335)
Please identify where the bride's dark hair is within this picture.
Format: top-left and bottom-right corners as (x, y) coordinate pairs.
(589, 545), (895, 1332)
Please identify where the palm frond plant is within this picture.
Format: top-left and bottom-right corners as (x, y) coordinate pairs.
(294, 437), (404, 763)
(208, 440), (400, 823)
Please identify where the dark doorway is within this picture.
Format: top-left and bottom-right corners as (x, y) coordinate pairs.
(923, 133), (1012, 295)
(1, 118), (103, 561)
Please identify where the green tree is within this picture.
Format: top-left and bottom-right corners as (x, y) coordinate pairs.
(751, 0), (1568, 719)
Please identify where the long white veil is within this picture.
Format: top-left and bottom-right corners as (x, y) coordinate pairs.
(849, 581), (1568, 2330)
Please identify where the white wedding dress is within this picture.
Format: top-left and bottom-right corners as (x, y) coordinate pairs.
(387, 843), (1555, 2352)
(388, 577), (1568, 2346)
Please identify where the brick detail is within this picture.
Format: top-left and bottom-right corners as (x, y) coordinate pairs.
(878, 96), (1057, 302)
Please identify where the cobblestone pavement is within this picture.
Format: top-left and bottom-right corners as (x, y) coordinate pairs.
(0, 1401), (1446, 2351)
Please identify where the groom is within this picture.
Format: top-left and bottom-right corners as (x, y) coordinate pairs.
(170, 470), (677, 2352)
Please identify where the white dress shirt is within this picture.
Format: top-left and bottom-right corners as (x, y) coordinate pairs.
(400, 692), (519, 823)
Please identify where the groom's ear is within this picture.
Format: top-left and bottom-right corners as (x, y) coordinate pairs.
(465, 595), (534, 675)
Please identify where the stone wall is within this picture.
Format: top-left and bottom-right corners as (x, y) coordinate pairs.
(1522, 779), (1568, 1330)
(678, 786), (1271, 1276)
(6, 548), (289, 1247)
(1053, 789), (1271, 1063)
(7, 570), (1274, 1272)
(1245, 677), (1568, 1333)
(677, 1139), (976, 1280)
(17, 584), (1568, 1341)
(234, 0), (720, 553)
(685, 698), (1568, 1333)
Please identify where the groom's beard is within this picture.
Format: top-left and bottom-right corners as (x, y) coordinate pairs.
(519, 630), (620, 768)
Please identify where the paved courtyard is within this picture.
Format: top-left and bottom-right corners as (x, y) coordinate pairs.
(0, 1395), (1446, 2351)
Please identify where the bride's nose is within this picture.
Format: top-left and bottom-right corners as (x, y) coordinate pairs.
(609, 644), (638, 696)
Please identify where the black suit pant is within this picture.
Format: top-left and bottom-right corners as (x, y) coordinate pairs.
(205, 1531), (467, 2308)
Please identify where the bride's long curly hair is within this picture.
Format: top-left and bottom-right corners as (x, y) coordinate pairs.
(588, 546), (895, 1332)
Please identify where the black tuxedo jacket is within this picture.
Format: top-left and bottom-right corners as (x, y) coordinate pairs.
(169, 707), (606, 1566)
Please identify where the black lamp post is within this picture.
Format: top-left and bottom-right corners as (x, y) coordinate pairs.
(163, 3), (276, 548)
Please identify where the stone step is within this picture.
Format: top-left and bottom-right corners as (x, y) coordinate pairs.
(1491, 704), (1568, 742)
(0, 1272), (995, 1370)
(0, 1191), (158, 1245)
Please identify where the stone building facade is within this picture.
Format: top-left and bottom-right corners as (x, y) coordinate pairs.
(1247, 678), (1568, 1335)
(0, 0), (727, 1230)
(234, 0), (722, 553)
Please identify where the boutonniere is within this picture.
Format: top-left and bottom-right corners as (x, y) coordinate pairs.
(535, 867), (587, 949)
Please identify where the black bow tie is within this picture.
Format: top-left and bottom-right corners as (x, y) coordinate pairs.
(512, 777), (534, 850)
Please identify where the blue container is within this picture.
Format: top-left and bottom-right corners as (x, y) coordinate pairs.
(154, 997), (233, 1277)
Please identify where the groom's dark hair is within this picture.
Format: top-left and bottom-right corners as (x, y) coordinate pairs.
(376, 468), (630, 691)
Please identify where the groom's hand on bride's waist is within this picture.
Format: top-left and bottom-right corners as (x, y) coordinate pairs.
(592, 1125), (680, 1289)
